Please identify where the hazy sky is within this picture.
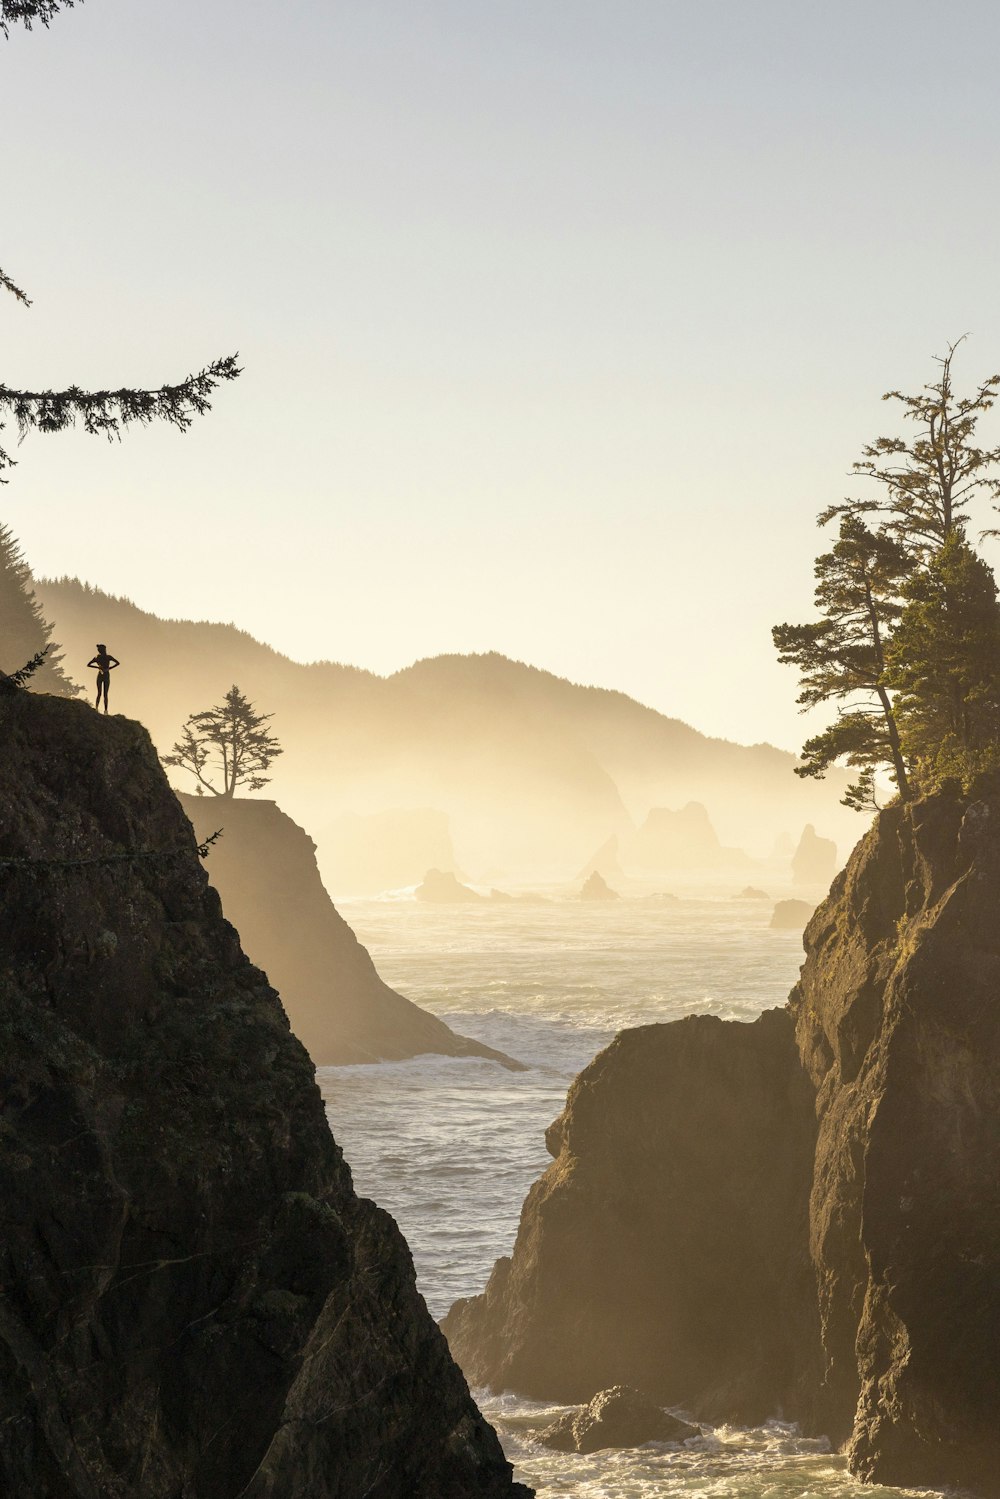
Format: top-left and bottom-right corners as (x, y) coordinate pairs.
(6, 0), (1000, 748)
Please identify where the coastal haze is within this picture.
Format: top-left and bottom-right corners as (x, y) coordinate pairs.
(36, 574), (858, 891)
(4, 3), (1000, 1498)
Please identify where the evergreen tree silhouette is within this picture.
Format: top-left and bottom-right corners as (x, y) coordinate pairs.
(0, 523), (78, 693)
(0, 0), (76, 37)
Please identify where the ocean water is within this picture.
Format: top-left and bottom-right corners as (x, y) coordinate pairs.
(317, 895), (935, 1499)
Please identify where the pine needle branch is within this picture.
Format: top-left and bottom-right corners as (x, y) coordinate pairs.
(0, 266), (31, 305)
(0, 353), (242, 481)
(1, 0), (79, 37)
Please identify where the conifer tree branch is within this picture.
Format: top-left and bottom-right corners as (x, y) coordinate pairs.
(1, 0), (78, 37)
(0, 353), (242, 482)
(0, 266), (31, 305)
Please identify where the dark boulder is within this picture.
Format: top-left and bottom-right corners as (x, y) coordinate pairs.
(539, 1386), (698, 1452)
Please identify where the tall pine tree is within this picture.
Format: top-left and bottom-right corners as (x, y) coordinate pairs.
(0, 523), (78, 693)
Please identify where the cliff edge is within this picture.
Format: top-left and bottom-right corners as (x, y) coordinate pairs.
(178, 793), (520, 1069)
(0, 693), (531, 1499)
(444, 784), (1000, 1494)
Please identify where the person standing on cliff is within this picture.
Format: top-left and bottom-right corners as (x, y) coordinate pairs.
(87, 644), (120, 714)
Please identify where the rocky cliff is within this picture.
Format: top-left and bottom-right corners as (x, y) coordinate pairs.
(444, 784), (1000, 1494)
(0, 692), (531, 1499)
(789, 787), (1000, 1490)
(178, 793), (518, 1069)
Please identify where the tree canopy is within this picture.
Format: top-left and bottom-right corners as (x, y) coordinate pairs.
(776, 346), (1000, 807)
(164, 687), (283, 798)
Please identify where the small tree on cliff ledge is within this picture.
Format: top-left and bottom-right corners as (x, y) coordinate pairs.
(164, 687), (283, 798)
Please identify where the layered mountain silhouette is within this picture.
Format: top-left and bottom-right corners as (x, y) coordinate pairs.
(38, 578), (856, 886)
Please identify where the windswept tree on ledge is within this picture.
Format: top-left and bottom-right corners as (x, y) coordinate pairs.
(776, 343), (1000, 808)
(164, 687), (283, 798)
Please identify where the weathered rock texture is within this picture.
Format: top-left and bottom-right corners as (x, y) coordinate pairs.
(0, 693), (531, 1499)
(444, 1008), (821, 1424)
(790, 788), (1000, 1491)
(178, 794), (518, 1069)
(445, 785), (1000, 1494)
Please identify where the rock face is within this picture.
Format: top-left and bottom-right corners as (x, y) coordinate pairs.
(445, 785), (1000, 1494)
(789, 788), (1000, 1490)
(179, 796), (517, 1070)
(0, 693), (531, 1499)
(791, 822), (836, 886)
(539, 1385), (698, 1453)
(443, 1009), (821, 1424)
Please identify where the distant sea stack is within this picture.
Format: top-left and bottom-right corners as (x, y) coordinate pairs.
(0, 693), (531, 1499)
(37, 578), (861, 876)
(580, 802), (753, 880)
(178, 795), (519, 1069)
(415, 867), (484, 903)
(578, 871), (619, 901)
(629, 801), (749, 870)
(445, 784), (1000, 1494)
(791, 822), (836, 886)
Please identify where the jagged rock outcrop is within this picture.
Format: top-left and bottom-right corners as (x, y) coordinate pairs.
(578, 871), (619, 901)
(538, 1385), (698, 1452)
(791, 822), (836, 886)
(0, 693), (531, 1499)
(443, 1008), (820, 1423)
(179, 796), (518, 1070)
(630, 802), (750, 871)
(415, 868), (484, 903)
(445, 784), (1000, 1494)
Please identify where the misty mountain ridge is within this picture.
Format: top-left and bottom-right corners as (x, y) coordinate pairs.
(37, 576), (859, 887)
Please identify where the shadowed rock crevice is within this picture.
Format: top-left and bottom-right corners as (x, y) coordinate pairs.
(0, 693), (531, 1499)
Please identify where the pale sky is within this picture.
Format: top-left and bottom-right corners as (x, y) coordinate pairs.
(5, 0), (1000, 749)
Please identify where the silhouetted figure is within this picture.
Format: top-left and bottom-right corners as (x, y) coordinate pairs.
(87, 644), (119, 713)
